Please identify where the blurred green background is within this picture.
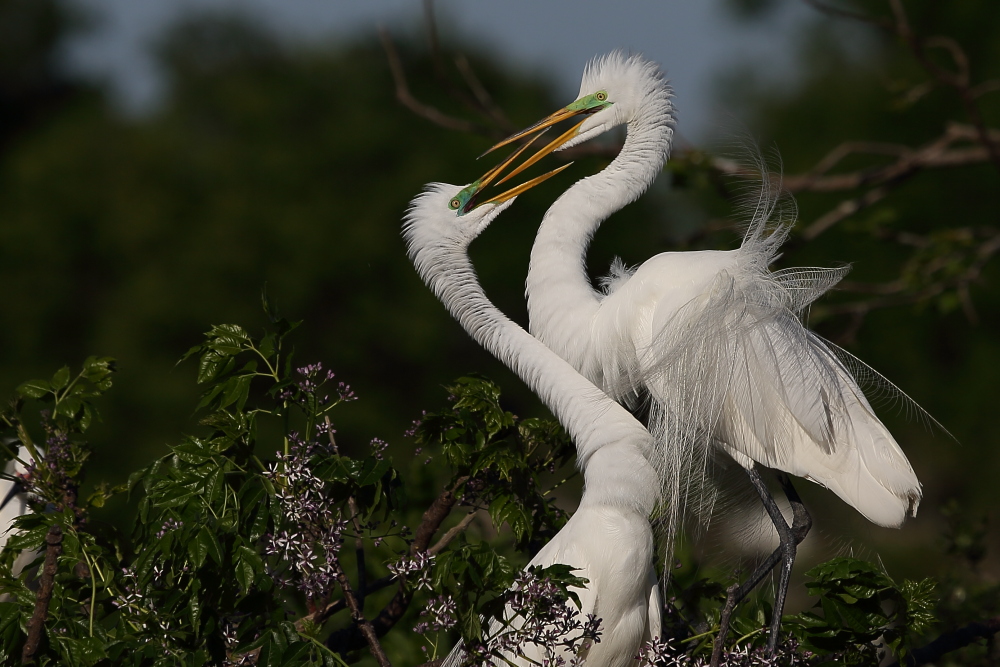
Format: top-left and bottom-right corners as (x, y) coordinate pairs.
(0, 0), (997, 607)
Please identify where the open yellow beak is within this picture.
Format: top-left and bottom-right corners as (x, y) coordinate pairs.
(461, 129), (574, 212)
(478, 162), (574, 207)
(468, 92), (614, 200)
(480, 106), (593, 157)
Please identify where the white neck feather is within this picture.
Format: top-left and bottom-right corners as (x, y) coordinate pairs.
(413, 239), (658, 513)
(526, 93), (674, 365)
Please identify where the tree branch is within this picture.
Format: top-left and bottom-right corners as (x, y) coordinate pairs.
(334, 559), (391, 667)
(886, 617), (1000, 667)
(347, 497), (368, 612)
(429, 510), (478, 555)
(21, 525), (62, 664)
(326, 478), (467, 653)
(378, 27), (485, 135)
(800, 0), (893, 29)
(300, 508), (481, 633)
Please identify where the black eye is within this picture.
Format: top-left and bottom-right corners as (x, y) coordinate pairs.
(449, 199), (461, 210)
(596, 91), (607, 101)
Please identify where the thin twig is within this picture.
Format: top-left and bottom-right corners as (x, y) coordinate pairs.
(347, 496), (368, 611)
(334, 561), (392, 667)
(802, 185), (891, 239)
(971, 79), (1000, 100)
(814, 226), (1000, 339)
(800, 0), (892, 28)
(301, 510), (480, 632)
(800, 0), (1000, 172)
(378, 27), (484, 134)
(885, 617), (1000, 667)
(326, 478), (467, 652)
(22, 525), (63, 664)
(429, 510), (478, 555)
(454, 54), (515, 132)
(886, 0), (1000, 171)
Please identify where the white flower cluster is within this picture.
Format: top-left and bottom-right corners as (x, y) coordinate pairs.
(263, 436), (348, 601)
(461, 570), (601, 667)
(636, 635), (810, 666)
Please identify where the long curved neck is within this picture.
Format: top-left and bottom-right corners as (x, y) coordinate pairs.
(526, 99), (674, 368)
(416, 240), (657, 513)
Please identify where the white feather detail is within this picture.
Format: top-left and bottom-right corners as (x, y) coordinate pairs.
(526, 52), (927, 572)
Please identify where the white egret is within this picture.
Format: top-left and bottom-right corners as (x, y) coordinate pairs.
(0, 471), (28, 550)
(403, 161), (662, 666)
(483, 52), (922, 657)
(0, 455), (32, 590)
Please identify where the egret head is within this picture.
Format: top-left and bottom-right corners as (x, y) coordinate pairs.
(482, 52), (673, 161)
(570, 51), (671, 147)
(403, 182), (517, 256)
(403, 152), (572, 261)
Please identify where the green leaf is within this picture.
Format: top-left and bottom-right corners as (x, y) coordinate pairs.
(259, 332), (276, 360)
(188, 530), (209, 568)
(52, 635), (107, 667)
(195, 383), (226, 411)
(235, 545), (261, 594)
(17, 379), (50, 399)
(172, 438), (213, 464)
(81, 356), (116, 383)
(59, 395), (84, 417)
(51, 366), (71, 390)
(79, 404), (94, 431)
(220, 374), (254, 412)
(355, 457), (392, 487)
(188, 526), (223, 568)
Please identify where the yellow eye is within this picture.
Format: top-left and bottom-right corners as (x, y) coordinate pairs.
(449, 199), (461, 210)
(596, 91), (607, 101)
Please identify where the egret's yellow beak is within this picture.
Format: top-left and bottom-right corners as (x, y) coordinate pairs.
(482, 107), (591, 157)
(459, 130), (573, 213)
(472, 91), (612, 192)
(480, 90), (613, 157)
(477, 162), (574, 208)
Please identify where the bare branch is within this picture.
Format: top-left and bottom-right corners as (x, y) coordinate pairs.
(22, 525), (62, 664)
(417, 0), (512, 133)
(429, 510), (479, 555)
(454, 54), (515, 132)
(800, 0), (892, 28)
(327, 478), (467, 653)
(815, 225), (1000, 338)
(885, 617), (1000, 667)
(378, 27), (485, 135)
(301, 509), (480, 634)
(971, 79), (1000, 100)
(886, 0), (1000, 171)
(800, 0), (1000, 172)
(334, 559), (391, 667)
(802, 186), (891, 239)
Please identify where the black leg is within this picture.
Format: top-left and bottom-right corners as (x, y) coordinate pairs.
(767, 472), (811, 653)
(0, 480), (23, 511)
(710, 467), (812, 666)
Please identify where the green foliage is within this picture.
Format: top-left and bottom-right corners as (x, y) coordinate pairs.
(0, 324), (995, 667)
(0, 310), (591, 665)
(415, 376), (574, 552)
(787, 557), (936, 664)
